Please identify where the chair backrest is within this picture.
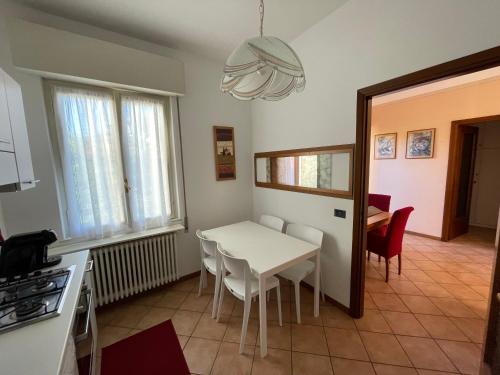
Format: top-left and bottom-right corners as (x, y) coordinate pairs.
(286, 223), (324, 248)
(195, 229), (217, 258)
(368, 193), (391, 212)
(385, 207), (414, 257)
(259, 214), (285, 232)
(216, 243), (251, 279)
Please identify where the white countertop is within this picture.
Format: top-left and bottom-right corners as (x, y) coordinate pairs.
(0, 250), (89, 375)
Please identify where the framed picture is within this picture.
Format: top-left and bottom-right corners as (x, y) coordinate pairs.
(374, 133), (397, 159)
(213, 126), (236, 180)
(406, 128), (435, 159)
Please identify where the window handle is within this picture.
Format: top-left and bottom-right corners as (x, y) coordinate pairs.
(124, 178), (131, 193)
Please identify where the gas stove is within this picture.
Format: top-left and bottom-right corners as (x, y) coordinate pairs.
(0, 266), (74, 334)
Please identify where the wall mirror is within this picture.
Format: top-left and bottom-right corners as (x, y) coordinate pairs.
(254, 144), (354, 199)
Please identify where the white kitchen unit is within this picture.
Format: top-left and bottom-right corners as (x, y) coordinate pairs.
(0, 250), (97, 375)
(0, 66), (36, 191)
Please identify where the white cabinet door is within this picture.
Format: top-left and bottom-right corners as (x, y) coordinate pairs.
(3, 70), (36, 190)
(0, 72), (14, 153)
(0, 152), (18, 185)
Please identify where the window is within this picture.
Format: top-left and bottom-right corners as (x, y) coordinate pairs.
(47, 82), (178, 240)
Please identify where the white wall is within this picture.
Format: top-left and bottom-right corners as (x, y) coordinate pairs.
(370, 79), (500, 238)
(0, 1), (253, 277)
(252, 0), (500, 308)
(470, 122), (500, 229)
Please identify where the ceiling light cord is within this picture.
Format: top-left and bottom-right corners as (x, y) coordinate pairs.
(259, 0), (264, 37)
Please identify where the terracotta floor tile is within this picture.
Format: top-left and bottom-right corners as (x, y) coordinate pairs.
(354, 309), (392, 333)
(131, 289), (164, 306)
(388, 280), (423, 295)
(108, 304), (150, 328)
(192, 313), (229, 340)
(171, 277), (197, 292)
(292, 352), (333, 375)
(324, 327), (369, 361)
(330, 357), (375, 375)
(436, 340), (481, 375)
(402, 270), (434, 283)
(177, 334), (189, 349)
(413, 282), (453, 298)
(396, 336), (456, 372)
(257, 322), (291, 350)
(251, 347), (292, 375)
(399, 295), (442, 315)
(97, 325), (131, 349)
(449, 272), (489, 286)
(205, 294), (236, 316)
(365, 279), (395, 294)
(135, 307), (175, 330)
(428, 297), (477, 318)
(414, 314), (468, 341)
(290, 303), (323, 326)
(365, 293), (378, 309)
(416, 370), (458, 375)
(449, 317), (486, 343)
(179, 292), (212, 312)
(371, 293), (409, 312)
(322, 306), (357, 330)
(440, 284), (484, 301)
(373, 363), (418, 375)
(291, 323), (328, 355)
(224, 316), (259, 346)
(461, 299), (488, 319)
(183, 337), (220, 375)
(211, 342), (254, 375)
(469, 285), (490, 298)
(413, 260), (443, 271)
(360, 331), (411, 366)
(171, 309), (202, 336)
(156, 290), (189, 309)
(423, 271), (461, 284)
(433, 262), (466, 273)
(381, 311), (428, 337)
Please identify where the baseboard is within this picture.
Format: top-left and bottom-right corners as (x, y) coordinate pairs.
(405, 230), (441, 241)
(299, 281), (351, 316)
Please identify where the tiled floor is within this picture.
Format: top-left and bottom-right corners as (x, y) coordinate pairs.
(95, 227), (495, 375)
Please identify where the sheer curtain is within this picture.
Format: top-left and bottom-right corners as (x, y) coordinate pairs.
(53, 86), (128, 239)
(121, 95), (172, 231)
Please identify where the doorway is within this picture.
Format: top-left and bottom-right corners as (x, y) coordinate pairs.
(350, 45), (500, 371)
(442, 115), (500, 241)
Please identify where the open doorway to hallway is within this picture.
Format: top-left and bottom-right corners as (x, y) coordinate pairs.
(352, 49), (500, 374)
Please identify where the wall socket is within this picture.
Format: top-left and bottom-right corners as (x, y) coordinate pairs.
(334, 209), (346, 219)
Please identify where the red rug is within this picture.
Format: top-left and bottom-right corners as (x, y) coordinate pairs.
(100, 319), (189, 375)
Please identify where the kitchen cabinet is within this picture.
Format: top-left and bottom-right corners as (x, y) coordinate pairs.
(0, 67), (36, 191)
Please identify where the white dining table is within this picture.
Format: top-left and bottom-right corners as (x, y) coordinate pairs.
(202, 220), (321, 358)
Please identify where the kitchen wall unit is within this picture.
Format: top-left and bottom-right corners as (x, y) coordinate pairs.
(0, 66), (35, 191)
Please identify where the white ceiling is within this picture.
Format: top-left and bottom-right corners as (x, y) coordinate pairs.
(373, 66), (500, 106)
(15, 0), (348, 61)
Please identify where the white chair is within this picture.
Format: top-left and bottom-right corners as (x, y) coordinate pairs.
(279, 223), (325, 324)
(216, 243), (282, 353)
(259, 214), (285, 232)
(196, 230), (221, 318)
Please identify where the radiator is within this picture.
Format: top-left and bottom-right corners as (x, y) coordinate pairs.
(90, 232), (179, 307)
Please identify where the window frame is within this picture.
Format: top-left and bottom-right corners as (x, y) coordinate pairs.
(43, 79), (182, 241)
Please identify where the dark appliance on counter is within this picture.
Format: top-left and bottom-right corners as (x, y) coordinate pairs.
(0, 230), (61, 278)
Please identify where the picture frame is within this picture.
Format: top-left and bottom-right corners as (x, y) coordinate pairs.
(406, 128), (435, 159)
(374, 133), (397, 159)
(213, 126), (236, 180)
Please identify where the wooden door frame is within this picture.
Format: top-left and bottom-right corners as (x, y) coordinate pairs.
(442, 115), (500, 241)
(351, 45), (500, 320)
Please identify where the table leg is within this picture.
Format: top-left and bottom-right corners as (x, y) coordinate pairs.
(259, 275), (267, 358)
(314, 251), (320, 317)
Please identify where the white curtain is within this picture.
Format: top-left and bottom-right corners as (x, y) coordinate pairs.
(121, 95), (172, 231)
(53, 86), (128, 239)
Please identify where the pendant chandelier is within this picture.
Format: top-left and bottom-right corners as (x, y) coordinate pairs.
(220, 0), (306, 101)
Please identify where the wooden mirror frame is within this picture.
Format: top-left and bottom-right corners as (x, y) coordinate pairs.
(254, 144), (354, 199)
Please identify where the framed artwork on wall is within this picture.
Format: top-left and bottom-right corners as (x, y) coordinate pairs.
(213, 126), (236, 180)
(374, 133), (397, 159)
(406, 128), (435, 159)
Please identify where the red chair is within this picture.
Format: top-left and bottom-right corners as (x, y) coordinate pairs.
(368, 193), (391, 212)
(367, 207), (414, 282)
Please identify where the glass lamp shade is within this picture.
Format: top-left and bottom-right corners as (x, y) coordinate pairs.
(221, 36), (305, 101)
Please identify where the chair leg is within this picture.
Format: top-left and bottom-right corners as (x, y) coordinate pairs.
(294, 282), (301, 324)
(240, 297), (251, 354)
(198, 264), (206, 297)
(320, 272), (326, 303)
(276, 285), (282, 327)
(398, 254), (402, 275)
(385, 258), (389, 282)
(216, 282), (225, 322)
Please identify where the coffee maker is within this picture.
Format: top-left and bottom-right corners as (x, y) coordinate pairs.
(0, 230), (61, 278)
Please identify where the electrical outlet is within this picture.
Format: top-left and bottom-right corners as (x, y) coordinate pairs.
(334, 209), (346, 219)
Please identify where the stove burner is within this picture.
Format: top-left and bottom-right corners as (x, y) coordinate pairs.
(31, 280), (55, 294)
(12, 299), (48, 321)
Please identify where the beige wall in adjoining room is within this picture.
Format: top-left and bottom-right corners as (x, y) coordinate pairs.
(370, 78), (500, 238)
